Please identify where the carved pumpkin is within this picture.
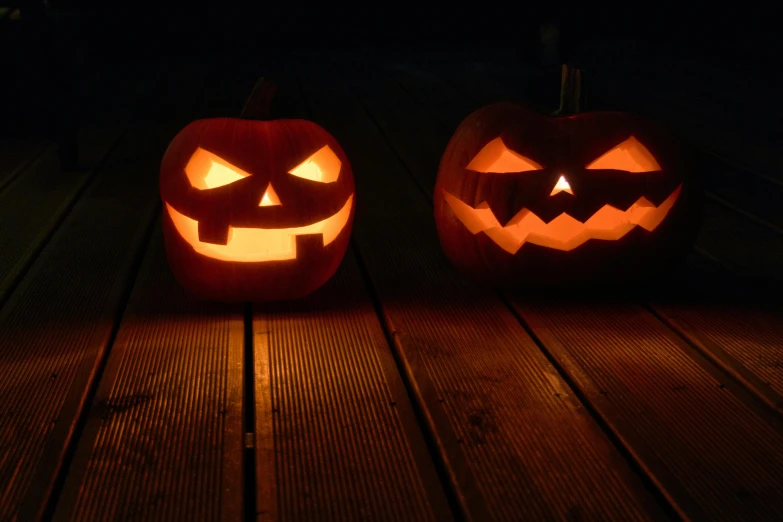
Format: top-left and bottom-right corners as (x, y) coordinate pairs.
(160, 118), (355, 302)
(434, 102), (702, 288)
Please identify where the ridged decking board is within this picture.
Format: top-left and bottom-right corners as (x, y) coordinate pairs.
(0, 62), (207, 521)
(249, 60), (451, 522)
(52, 228), (245, 522)
(408, 53), (783, 409)
(0, 141), (48, 194)
(0, 60), (165, 307)
(651, 293), (783, 411)
(48, 57), (272, 521)
(49, 57), (265, 522)
(514, 301), (783, 520)
(254, 253), (451, 522)
(694, 200), (783, 281)
(355, 53), (783, 519)
(296, 55), (669, 521)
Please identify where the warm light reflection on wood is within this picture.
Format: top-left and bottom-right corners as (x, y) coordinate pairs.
(466, 137), (542, 173)
(586, 136), (661, 172)
(166, 195), (353, 262)
(443, 185), (681, 253)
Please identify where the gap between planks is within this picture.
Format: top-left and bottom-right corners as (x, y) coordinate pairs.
(396, 51), (783, 414)
(298, 51), (673, 521)
(0, 60), (169, 312)
(333, 50), (783, 521)
(2, 61), (211, 522)
(252, 56), (453, 522)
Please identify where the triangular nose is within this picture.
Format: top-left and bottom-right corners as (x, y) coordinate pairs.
(549, 175), (574, 196)
(259, 183), (282, 207)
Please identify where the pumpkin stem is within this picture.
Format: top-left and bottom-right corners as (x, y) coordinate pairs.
(240, 77), (277, 120)
(552, 64), (583, 116)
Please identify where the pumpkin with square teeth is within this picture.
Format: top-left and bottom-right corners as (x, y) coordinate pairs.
(434, 102), (702, 288)
(160, 118), (355, 302)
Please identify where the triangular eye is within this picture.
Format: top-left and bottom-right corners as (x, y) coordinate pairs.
(467, 137), (542, 173)
(288, 145), (341, 183)
(185, 147), (251, 190)
(586, 136), (661, 172)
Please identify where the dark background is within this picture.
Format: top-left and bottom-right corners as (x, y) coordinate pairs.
(14, 3), (783, 58)
(2, 2), (779, 142)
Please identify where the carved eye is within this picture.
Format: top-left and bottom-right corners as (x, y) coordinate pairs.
(288, 145), (342, 183)
(467, 137), (542, 173)
(185, 147), (250, 190)
(586, 136), (661, 172)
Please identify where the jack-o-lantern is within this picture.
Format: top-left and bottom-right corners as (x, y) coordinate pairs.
(160, 87), (355, 302)
(434, 68), (701, 288)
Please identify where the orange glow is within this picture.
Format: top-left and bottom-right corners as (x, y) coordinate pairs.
(288, 145), (342, 183)
(467, 137), (542, 173)
(259, 183), (281, 207)
(549, 175), (574, 196)
(165, 195), (353, 262)
(586, 136), (661, 172)
(185, 147), (251, 190)
(443, 185), (681, 252)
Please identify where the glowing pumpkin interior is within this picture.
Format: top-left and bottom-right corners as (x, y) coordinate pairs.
(445, 135), (681, 252)
(167, 145), (353, 262)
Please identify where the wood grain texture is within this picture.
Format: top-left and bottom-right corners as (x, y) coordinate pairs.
(0, 60), (166, 309)
(52, 228), (245, 522)
(415, 50), (783, 413)
(0, 141), (49, 195)
(370, 51), (783, 520)
(49, 55), (266, 522)
(0, 61), (207, 522)
(297, 52), (669, 522)
(254, 252), (452, 522)
(253, 60), (452, 522)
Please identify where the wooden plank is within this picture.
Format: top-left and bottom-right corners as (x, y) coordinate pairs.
(358, 52), (783, 520)
(0, 59), (166, 310)
(648, 258), (783, 413)
(51, 228), (245, 522)
(513, 300), (783, 521)
(421, 51), (783, 412)
(254, 253), (453, 522)
(252, 58), (453, 522)
(297, 52), (670, 521)
(0, 141), (49, 195)
(0, 61), (207, 522)
(696, 200), (783, 283)
(48, 57), (258, 522)
(395, 54), (783, 412)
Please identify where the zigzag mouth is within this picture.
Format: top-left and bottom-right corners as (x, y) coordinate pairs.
(442, 185), (682, 253)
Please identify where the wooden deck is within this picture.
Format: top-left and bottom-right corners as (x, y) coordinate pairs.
(1, 47), (782, 521)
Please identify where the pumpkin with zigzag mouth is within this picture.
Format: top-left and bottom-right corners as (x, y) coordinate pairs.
(434, 102), (702, 288)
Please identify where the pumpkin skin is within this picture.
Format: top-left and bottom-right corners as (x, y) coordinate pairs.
(434, 102), (702, 289)
(160, 118), (355, 302)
